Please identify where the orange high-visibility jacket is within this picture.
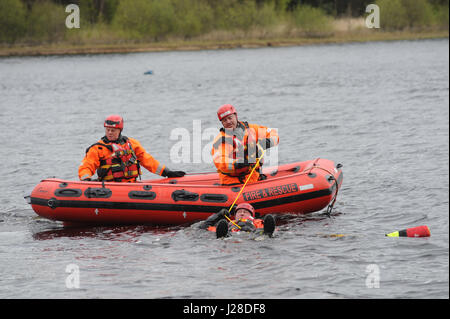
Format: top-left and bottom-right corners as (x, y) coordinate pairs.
(79, 136), (165, 182)
(211, 121), (279, 185)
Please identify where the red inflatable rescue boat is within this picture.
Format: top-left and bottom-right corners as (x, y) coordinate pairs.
(27, 158), (343, 226)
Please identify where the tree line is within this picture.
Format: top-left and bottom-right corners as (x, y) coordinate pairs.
(1, 0), (448, 44)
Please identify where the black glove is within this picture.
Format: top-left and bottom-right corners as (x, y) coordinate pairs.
(81, 177), (92, 181)
(217, 208), (230, 219)
(237, 220), (256, 232)
(199, 209), (229, 229)
(258, 138), (272, 150)
(234, 162), (250, 170)
(162, 168), (186, 178)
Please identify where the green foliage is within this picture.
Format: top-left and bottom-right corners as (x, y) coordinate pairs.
(402, 0), (434, 28)
(113, 0), (279, 39)
(27, 0), (67, 43)
(213, 0), (279, 31)
(0, 0), (446, 45)
(113, 0), (178, 40)
(0, 0), (27, 43)
(79, 0), (120, 24)
(102, 0), (120, 23)
(432, 2), (449, 28)
(255, 0), (290, 12)
(79, 0), (98, 24)
(171, 0), (215, 38)
(288, 0), (377, 17)
(255, 2), (280, 27)
(290, 5), (333, 35)
(376, 0), (408, 30)
(376, 0), (443, 30)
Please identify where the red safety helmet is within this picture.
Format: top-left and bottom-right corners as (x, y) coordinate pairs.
(217, 104), (237, 121)
(104, 115), (124, 130)
(235, 203), (255, 217)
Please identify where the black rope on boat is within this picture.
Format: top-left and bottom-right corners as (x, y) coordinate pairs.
(306, 161), (341, 218)
(325, 175), (339, 217)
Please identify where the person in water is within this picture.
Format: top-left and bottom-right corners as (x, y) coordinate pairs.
(200, 203), (276, 238)
(79, 115), (186, 182)
(211, 104), (279, 185)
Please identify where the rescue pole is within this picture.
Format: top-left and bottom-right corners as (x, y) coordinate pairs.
(224, 145), (266, 229)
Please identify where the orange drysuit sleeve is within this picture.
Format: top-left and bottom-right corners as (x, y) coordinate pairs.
(128, 138), (165, 176)
(78, 143), (104, 180)
(248, 123), (279, 149)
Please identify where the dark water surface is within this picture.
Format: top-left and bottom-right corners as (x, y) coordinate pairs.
(0, 39), (448, 299)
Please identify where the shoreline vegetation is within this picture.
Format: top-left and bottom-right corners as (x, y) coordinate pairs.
(1, 28), (448, 57)
(0, 0), (448, 57)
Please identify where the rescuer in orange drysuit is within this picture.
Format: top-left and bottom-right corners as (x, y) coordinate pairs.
(211, 104), (279, 186)
(78, 115), (185, 182)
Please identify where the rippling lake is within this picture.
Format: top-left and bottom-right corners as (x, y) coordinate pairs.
(0, 39), (448, 300)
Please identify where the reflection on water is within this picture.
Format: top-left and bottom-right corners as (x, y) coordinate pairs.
(32, 224), (179, 241)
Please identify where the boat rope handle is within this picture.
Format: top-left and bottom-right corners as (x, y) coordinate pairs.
(326, 176), (339, 216)
(308, 164), (340, 217)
